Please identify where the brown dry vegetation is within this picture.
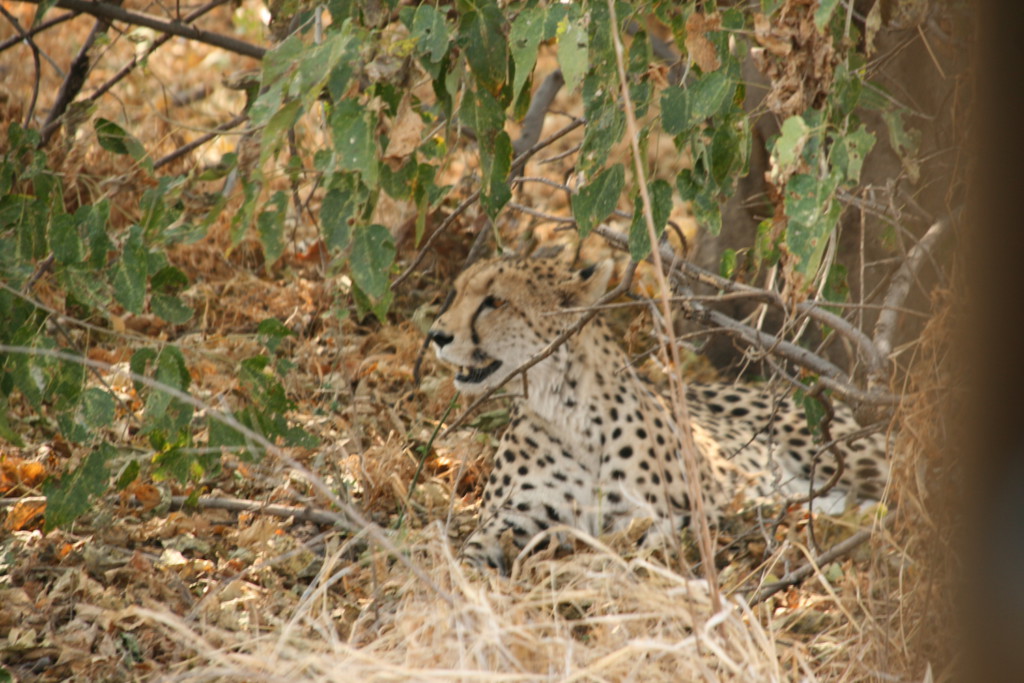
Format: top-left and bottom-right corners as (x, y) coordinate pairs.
(0, 1), (960, 681)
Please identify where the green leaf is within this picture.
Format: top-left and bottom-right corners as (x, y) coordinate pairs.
(115, 460), (140, 490)
(628, 179), (673, 261)
(82, 201), (113, 269)
(784, 172), (841, 279)
(459, 5), (508, 95)
(796, 388), (825, 438)
(693, 190), (722, 236)
(151, 266), (189, 294)
(462, 86), (505, 139)
(43, 442), (115, 530)
(260, 99), (302, 166)
(94, 118), (151, 171)
(32, 0), (59, 26)
(241, 355), (293, 414)
(351, 281), (393, 322)
(350, 223), (396, 316)
(831, 125), (875, 186)
(814, 0), (841, 30)
(257, 191), (288, 265)
(320, 175), (367, 251)
(257, 318), (295, 353)
(720, 248), (737, 278)
(209, 414), (246, 450)
(82, 387), (116, 429)
(140, 347), (193, 444)
(412, 4), (449, 62)
(261, 33), (303, 86)
(709, 124), (741, 189)
(573, 164), (625, 237)
(823, 263), (849, 310)
(773, 115), (811, 173)
(556, 7), (587, 94)
(661, 87), (690, 136)
(331, 100), (379, 188)
(380, 158), (418, 200)
(881, 108), (920, 183)
(627, 30), (653, 118)
(50, 213), (82, 265)
(754, 219), (782, 267)
(112, 226), (147, 314)
(150, 294), (194, 324)
(509, 6), (546, 100)
(480, 131), (512, 220)
(689, 70), (734, 123)
(129, 348), (157, 394)
(580, 75), (625, 175)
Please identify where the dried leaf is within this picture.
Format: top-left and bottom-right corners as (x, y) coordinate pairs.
(382, 95), (425, 171)
(685, 12), (722, 72)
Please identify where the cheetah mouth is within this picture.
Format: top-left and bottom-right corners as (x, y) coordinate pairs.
(456, 360), (503, 384)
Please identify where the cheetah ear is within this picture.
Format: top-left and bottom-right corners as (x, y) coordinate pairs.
(562, 260), (614, 307)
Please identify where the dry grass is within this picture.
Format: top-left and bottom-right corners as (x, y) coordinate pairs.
(133, 524), (809, 682)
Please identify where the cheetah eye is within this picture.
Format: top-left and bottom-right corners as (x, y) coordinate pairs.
(481, 295), (506, 310)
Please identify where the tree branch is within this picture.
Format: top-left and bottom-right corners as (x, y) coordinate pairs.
(153, 113), (248, 170)
(0, 10), (77, 55)
(873, 213), (956, 360)
(14, 0), (266, 59)
(40, 15), (112, 145)
(87, 0), (236, 103)
(593, 224), (899, 407)
(748, 512), (894, 605)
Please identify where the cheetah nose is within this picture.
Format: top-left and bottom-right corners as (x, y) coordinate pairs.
(428, 329), (454, 348)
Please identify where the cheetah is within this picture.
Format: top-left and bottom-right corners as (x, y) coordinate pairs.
(427, 257), (889, 572)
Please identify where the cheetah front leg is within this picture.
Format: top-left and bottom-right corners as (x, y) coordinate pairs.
(462, 416), (598, 573)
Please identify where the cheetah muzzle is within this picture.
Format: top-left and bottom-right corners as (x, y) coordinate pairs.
(428, 257), (890, 573)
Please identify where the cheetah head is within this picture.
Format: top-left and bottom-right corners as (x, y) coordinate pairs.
(428, 258), (613, 394)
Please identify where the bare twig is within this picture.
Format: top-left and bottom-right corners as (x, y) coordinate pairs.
(39, 16), (113, 145)
(391, 189), (481, 290)
(15, 0), (266, 59)
(87, 0), (236, 104)
(593, 224), (899, 407)
(511, 69), (565, 161)
(0, 3), (43, 126)
(0, 10), (77, 55)
(748, 512), (894, 605)
(168, 495), (347, 526)
(506, 202), (576, 224)
(153, 113), (248, 170)
(873, 213), (955, 360)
